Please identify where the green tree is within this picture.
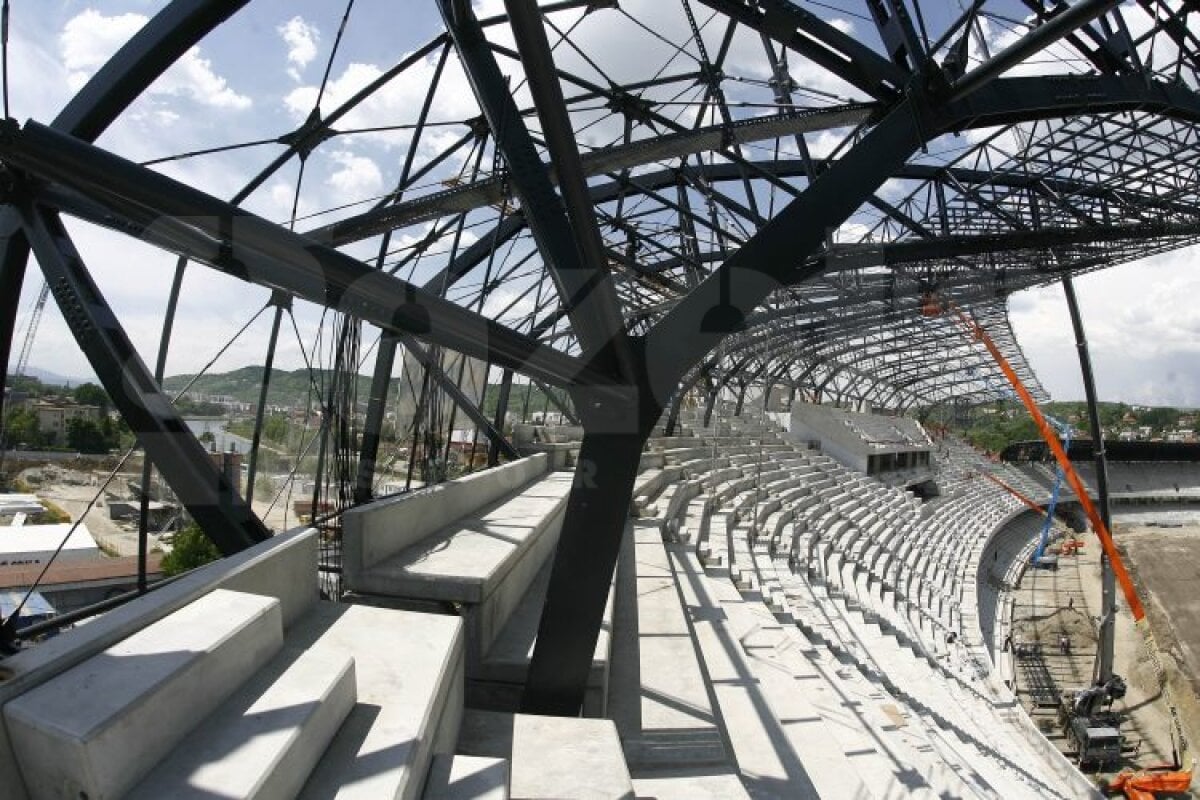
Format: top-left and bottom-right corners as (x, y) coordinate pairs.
(161, 522), (222, 576)
(2, 407), (44, 448)
(73, 382), (110, 413)
(262, 414), (290, 443)
(1138, 406), (1179, 432)
(66, 417), (118, 453)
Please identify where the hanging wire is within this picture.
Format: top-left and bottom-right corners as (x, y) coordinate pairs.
(0, 301), (270, 638)
(1, 0), (11, 119)
(315, 0), (356, 109)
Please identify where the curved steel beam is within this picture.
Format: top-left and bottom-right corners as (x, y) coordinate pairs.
(0, 0), (251, 418)
(2, 121), (617, 391)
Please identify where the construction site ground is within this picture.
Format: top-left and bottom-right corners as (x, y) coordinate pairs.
(1013, 506), (1200, 797)
(17, 462), (299, 557)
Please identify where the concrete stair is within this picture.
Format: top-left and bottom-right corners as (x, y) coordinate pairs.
(457, 710), (634, 800)
(422, 755), (509, 800)
(127, 642), (357, 800)
(5, 589), (286, 800)
(3, 568), (468, 800)
(611, 520), (728, 770)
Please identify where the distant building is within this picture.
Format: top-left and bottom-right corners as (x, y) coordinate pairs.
(3, 387), (30, 409)
(30, 400), (100, 444)
(448, 429), (480, 452)
(788, 403), (933, 484)
(0, 554), (163, 618)
(207, 448), (244, 496)
(0, 590), (55, 631)
(0, 523), (102, 567)
(0, 495), (47, 522)
(181, 391), (251, 413)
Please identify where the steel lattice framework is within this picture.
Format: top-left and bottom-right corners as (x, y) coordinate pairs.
(2, 0), (1200, 712)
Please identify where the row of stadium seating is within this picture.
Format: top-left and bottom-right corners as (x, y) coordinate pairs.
(0, 408), (1106, 798)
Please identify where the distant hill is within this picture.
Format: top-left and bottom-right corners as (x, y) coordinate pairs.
(162, 366), (379, 409)
(161, 365), (568, 419)
(952, 399), (1200, 454)
(21, 366), (96, 388)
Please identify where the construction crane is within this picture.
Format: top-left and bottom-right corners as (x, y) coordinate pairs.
(1031, 414), (1072, 570)
(936, 298), (1191, 791)
(14, 281), (49, 378)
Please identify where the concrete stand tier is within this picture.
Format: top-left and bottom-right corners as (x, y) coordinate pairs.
(423, 754), (509, 800)
(348, 471), (574, 664)
(469, 557), (614, 717)
(458, 710), (634, 799)
(127, 646), (357, 800)
(297, 603), (464, 800)
(4, 589), (284, 800)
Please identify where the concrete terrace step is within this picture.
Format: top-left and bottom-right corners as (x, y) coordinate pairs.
(127, 642), (357, 800)
(664, 544), (833, 800)
(457, 710), (634, 799)
(297, 603), (465, 800)
(471, 557), (614, 717)
(422, 755), (509, 800)
(350, 471), (572, 604)
(631, 772), (749, 799)
(611, 521), (727, 769)
(731, 537), (1004, 798)
(349, 471), (574, 665)
(5, 589), (285, 800)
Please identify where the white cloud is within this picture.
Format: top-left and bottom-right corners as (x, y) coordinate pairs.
(59, 9), (144, 90)
(60, 9), (251, 110)
(278, 16), (320, 81)
(327, 150), (384, 202)
(481, 286), (537, 321)
(284, 54), (477, 149)
(6, 19), (71, 122)
(1009, 246), (1200, 406)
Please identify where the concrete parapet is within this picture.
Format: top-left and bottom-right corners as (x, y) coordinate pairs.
(343, 453), (549, 584)
(127, 645), (357, 800)
(6, 589), (284, 800)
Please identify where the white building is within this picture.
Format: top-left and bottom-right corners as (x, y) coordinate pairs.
(0, 523), (101, 567)
(788, 403), (933, 484)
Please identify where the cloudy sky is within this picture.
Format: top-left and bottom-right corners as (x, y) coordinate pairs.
(6, 1), (1200, 407)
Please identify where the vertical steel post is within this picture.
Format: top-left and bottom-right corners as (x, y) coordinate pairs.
(1063, 276), (1116, 682)
(489, 369), (514, 467)
(664, 386), (684, 437)
(135, 255), (187, 592)
(246, 293), (289, 506)
(522, 388), (658, 715)
(0, 217), (29, 456)
(355, 333), (399, 503)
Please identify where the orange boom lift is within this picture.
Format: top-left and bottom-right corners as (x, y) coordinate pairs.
(939, 301), (1191, 796)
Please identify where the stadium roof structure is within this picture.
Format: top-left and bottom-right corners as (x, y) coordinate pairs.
(2, 0), (1200, 711)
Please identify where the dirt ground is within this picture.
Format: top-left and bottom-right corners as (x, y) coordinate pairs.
(1015, 510), (1200, 797)
(1117, 518), (1200, 782)
(20, 464), (301, 557)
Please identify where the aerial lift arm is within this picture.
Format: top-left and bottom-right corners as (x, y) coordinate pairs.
(944, 302), (1190, 791)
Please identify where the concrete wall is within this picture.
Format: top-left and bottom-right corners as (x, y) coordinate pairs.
(0, 527), (319, 800)
(343, 453), (549, 584)
(968, 508), (1102, 799)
